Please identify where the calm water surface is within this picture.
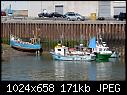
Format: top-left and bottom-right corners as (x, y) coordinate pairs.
(2, 50), (125, 81)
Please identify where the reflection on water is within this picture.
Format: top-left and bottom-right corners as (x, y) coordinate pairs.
(2, 52), (125, 81)
(54, 61), (65, 81)
(96, 62), (112, 80)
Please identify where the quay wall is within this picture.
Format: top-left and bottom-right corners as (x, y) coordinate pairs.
(1, 20), (125, 56)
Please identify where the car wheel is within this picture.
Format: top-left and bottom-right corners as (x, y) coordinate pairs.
(77, 18), (81, 21)
(67, 18), (70, 21)
(116, 18), (119, 21)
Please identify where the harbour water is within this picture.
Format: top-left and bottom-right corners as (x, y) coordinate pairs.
(2, 49), (125, 81)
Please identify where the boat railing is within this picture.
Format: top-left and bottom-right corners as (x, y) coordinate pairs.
(10, 34), (41, 45)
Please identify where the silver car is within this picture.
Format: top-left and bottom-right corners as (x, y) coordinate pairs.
(64, 12), (85, 21)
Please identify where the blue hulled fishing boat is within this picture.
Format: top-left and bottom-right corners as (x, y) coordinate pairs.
(10, 34), (42, 53)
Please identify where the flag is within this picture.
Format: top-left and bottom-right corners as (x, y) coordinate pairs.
(88, 37), (96, 48)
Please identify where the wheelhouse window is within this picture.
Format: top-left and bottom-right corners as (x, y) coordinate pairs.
(58, 49), (61, 51)
(99, 48), (102, 51)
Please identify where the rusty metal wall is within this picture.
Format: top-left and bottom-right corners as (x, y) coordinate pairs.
(1, 21), (125, 56)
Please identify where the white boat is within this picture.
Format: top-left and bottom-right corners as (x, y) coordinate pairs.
(88, 36), (119, 59)
(50, 44), (96, 61)
(100, 39), (120, 58)
(88, 37), (112, 60)
(99, 38), (120, 58)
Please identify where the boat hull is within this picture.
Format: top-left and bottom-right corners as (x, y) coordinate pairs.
(96, 53), (112, 60)
(10, 40), (42, 53)
(11, 46), (42, 52)
(50, 52), (96, 61)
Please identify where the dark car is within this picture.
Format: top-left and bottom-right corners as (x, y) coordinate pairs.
(97, 17), (105, 20)
(113, 12), (126, 21)
(113, 15), (118, 19)
(49, 12), (64, 18)
(1, 11), (6, 16)
(119, 12), (126, 21)
(64, 12), (85, 21)
(38, 12), (50, 18)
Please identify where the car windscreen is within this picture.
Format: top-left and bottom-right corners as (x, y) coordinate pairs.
(68, 14), (75, 16)
(76, 14), (81, 16)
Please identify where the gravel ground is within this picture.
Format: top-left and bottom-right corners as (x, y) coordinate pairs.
(1, 44), (48, 61)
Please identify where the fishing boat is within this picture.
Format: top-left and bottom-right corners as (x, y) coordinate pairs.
(10, 34), (42, 53)
(50, 43), (96, 61)
(98, 36), (120, 58)
(88, 36), (113, 60)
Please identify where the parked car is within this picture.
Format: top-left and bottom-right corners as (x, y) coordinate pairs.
(113, 15), (118, 19)
(38, 12), (50, 17)
(1, 11), (6, 16)
(75, 13), (85, 21)
(64, 12), (85, 21)
(97, 17), (105, 20)
(49, 12), (64, 18)
(113, 12), (126, 21)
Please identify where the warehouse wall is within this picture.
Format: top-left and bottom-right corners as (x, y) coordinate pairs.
(113, 1), (126, 15)
(1, 1), (126, 18)
(111, 1), (126, 17)
(27, 1), (98, 17)
(71, 1), (98, 17)
(1, 1), (28, 10)
(27, 1), (41, 17)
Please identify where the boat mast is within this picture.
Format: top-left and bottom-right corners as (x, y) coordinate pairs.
(60, 33), (63, 44)
(98, 28), (102, 44)
(80, 34), (83, 44)
(32, 27), (41, 44)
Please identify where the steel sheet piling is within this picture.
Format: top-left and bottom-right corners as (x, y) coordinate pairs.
(1, 21), (125, 56)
